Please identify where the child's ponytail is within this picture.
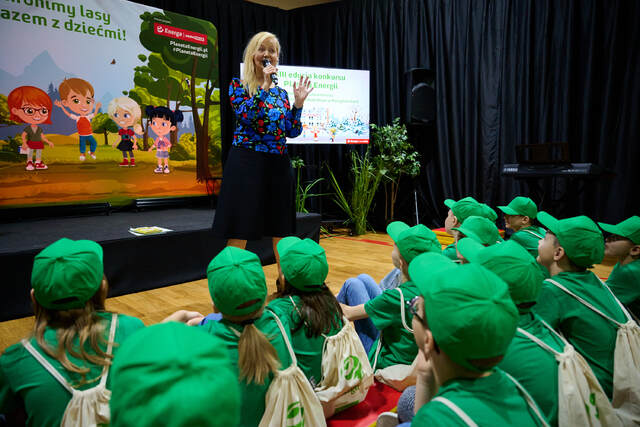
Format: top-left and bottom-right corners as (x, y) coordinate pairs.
(237, 322), (280, 385)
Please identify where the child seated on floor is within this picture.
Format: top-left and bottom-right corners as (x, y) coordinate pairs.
(498, 196), (546, 257)
(400, 253), (547, 427)
(202, 246), (294, 427)
(534, 213), (627, 400)
(0, 238), (144, 426)
(110, 322), (240, 427)
(337, 221), (441, 367)
(442, 196), (498, 260)
(267, 237), (344, 387)
(598, 216), (640, 318)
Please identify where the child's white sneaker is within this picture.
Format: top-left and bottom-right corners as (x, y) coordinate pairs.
(25, 161), (34, 171)
(79, 154), (86, 161)
(154, 166), (164, 173)
(90, 153), (96, 160)
(163, 165), (170, 174)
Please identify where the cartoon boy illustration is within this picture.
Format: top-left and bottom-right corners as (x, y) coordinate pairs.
(54, 78), (101, 161)
(8, 86), (55, 170)
(108, 97), (142, 167)
(145, 106), (183, 174)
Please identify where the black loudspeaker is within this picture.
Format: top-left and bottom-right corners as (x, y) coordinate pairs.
(406, 68), (436, 125)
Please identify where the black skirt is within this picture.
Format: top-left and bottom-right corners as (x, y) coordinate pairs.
(212, 146), (296, 240)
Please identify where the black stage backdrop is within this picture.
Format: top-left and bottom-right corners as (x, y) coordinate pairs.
(135, 0), (639, 225)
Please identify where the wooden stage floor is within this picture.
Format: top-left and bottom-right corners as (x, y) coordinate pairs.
(0, 230), (616, 352)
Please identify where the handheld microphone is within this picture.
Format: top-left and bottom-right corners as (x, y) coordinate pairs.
(262, 58), (278, 85)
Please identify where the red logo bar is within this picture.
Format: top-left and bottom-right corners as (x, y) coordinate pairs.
(346, 138), (370, 144)
(154, 23), (207, 45)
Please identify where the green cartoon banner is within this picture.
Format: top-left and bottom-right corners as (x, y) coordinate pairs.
(0, 0), (221, 207)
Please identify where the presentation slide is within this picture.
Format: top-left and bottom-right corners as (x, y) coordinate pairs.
(0, 0), (222, 208)
(241, 64), (370, 144)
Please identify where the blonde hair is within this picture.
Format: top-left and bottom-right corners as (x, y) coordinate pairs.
(107, 97), (143, 135)
(32, 278), (114, 387)
(228, 308), (280, 385)
(59, 78), (94, 99)
(242, 31), (280, 97)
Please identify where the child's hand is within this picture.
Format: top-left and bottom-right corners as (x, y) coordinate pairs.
(54, 100), (62, 108)
(133, 144), (138, 151)
(147, 147), (153, 152)
(47, 141), (54, 148)
(95, 102), (102, 111)
(161, 310), (205, 324)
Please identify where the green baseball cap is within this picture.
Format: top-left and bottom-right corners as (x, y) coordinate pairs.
(444, 197), (482, 223)
(498, 197), (538, 219)
(410, 252), (518, 372)
(538, 212), (604, 268)
(387, 221), (442, 263)
(479, 203), (498, 222)
(452, 216), (500, 246)
(408, 252), (458, 284)
(206, 247), (267, 316)
(457, 238), (544, 308)
(277, 237), (328, 292)
(598, 216), (640, 245)
(31, 238), (104, 310)
(111, 322), (240, 427)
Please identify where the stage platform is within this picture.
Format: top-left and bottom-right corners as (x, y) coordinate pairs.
(0, 208), (321, 321)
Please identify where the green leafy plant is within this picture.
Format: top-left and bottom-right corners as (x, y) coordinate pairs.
(291, 157), (327, 213)
(0, 135), (23, 163)
(371, 118), (421, 223)
(327, 148), (383, 235)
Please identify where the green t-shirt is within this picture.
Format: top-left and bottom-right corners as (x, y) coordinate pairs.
(509, 226), (550, 278)
(442, 244), (458, 261)
(267, 295), (343, 387)
(534, 271), (627, 399)
(365, 281), (419, 369)
(509, 226), (546, 258)
(500, 312), (564, 426)
(411, 369), (545, 426)
(606, 259), (640, 313)
(202, 310), (293, 427)
(0, 312), (144, 427)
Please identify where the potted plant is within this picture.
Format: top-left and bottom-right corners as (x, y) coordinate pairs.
(371, 118), (421, 223)
(327, 147), (382, 235)
(291, 157), (326, 213)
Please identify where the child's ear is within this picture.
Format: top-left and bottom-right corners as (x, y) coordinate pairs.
(630, 245), (640, 257)
(523, 215), (531, 224)
(553, 245), (566, 262)
(170, 125), (176, 132)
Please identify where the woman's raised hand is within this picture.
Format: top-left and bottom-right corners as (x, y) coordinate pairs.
(293, 75), (313, 108)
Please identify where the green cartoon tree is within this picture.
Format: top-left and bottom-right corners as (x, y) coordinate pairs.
(1, 94), (20, 128)
(92, 113), (118, 146)
(138, 11), (220, 181)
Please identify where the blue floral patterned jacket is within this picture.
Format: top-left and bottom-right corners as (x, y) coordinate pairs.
(229, 77), (303, 154)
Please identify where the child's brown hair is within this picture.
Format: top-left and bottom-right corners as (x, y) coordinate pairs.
(59, 78), (94, 99)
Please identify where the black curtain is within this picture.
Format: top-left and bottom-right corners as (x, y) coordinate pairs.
(136, 0), (639, 225)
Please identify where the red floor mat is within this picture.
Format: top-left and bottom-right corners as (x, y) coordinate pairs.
(327, 382), (401, 427)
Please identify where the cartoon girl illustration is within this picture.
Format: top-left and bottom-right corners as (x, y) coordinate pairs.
(145, 106), (183, 174)
(8, 86), (55, 171)
(108, 97), (142, 167)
